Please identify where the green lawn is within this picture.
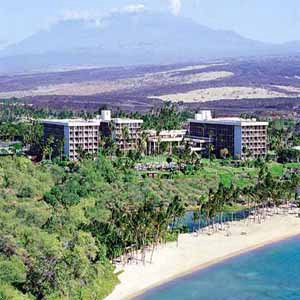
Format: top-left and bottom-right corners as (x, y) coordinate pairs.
(134, 159), (299, 203)
(268, 163), (284, 177)
(284, 162), (300, 169)
(139, 154), (174, 164)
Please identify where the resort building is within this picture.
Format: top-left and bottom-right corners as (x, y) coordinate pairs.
(42, 119), (101, 161)
(188, 111), (268, 159)
(146, 129), (187, 155)
(99, 110), (143, 152)
(42, 110), (143, 160)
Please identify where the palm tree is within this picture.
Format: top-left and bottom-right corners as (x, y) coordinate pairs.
(207, 143), (215, 162)
(156, 131), (161, 155)
(48, 136), (55, 160)
(138, 131), (149, 156)
(122, 126), (130, 152)
(42, 135), (54, 160)
(57, 138), (64, 161)
(149, 202), (166, 263)
(194, 195), (206, 234)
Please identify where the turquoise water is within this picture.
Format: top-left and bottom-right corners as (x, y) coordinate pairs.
(135, 236), (300, 300)
(180, 209), (252, 232)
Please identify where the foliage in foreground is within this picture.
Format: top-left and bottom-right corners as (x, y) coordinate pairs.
(0, 156), (187, 299)
(0, 157), (117, 299)
(1, 153), (300, 299)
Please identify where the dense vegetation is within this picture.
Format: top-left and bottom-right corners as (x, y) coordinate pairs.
(0, 153), (190, 299)
(0, 157), (118, 299)
(0, 102), (191, 148)
(2, 101), (300, 299)
(1, 152), (300, 299)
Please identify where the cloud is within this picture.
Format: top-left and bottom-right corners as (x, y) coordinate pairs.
(61, 4), (146, 22)
(62, 10), (101, 21)
(168, 0), (182, 16)
(123, 4), (146, 13)
(60, 10), (108, 28)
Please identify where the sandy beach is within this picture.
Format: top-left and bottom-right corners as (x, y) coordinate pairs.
(152, 86), (296, 103)
(106, 211), (300, 300)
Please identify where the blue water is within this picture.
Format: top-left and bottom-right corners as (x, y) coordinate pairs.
(135, 236), (300, 300)
(180, 209), (252, 232)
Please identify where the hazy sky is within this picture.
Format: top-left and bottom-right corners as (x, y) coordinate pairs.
(1, 0), (300, 46)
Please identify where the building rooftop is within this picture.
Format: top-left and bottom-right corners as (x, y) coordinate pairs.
(189, 111), (268, 126)
(146, 129), (187, 136)
(110, 118), (143, 124)
(41, 119), (101, 126)
(190, 118), (269, 126)
(41, 110), (143, 126)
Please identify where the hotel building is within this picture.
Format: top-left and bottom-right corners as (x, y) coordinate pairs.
(188, 111), (268, 159)
(99, 111), (143, 152)
(42, 110), (143, 160)
(146, 129), (187, 155)
(42, 119), (101, 161)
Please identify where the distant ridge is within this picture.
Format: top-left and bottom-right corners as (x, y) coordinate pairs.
(0, 11), (299, 73)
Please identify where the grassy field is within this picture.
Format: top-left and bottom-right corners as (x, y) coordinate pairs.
(139, 154), (175, 164)
(134, 157), (300, 203)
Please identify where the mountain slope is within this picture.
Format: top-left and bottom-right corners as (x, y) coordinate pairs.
(2, 12), (266, 55)
(0, 11), (296, 73)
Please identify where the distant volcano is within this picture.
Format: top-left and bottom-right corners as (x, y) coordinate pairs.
(0, 11), (299, 73)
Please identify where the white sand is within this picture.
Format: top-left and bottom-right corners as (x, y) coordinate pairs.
(0, 70), (232, 99)
(106, 213), (300, 300)
(153, 63), (228, 74)
(152, 86), (295, 103)
(175, 71), (233, 84)
(275, 85), (300, 93)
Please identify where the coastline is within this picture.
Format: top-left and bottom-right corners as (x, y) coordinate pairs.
(128, 233), (300, 300)
(105, 213), (300, 300)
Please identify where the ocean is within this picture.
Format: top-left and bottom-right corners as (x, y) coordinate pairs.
(135, 236), (300, 300)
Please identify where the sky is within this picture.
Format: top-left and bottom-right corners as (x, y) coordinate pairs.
(1, 0), (300, 47)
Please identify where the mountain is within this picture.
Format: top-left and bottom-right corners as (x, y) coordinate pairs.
(0, 11), (298, 73)
(281, 40), (300, 52)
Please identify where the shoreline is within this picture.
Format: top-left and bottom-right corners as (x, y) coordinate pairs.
(128, 233), (300, 300)
(106, 213), (300, 300)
